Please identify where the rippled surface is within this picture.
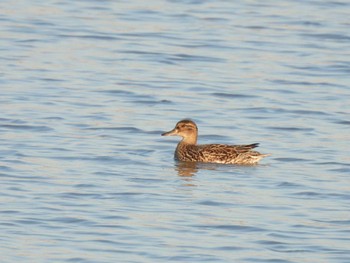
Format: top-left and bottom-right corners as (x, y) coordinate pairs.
(1, 1), (350, 262)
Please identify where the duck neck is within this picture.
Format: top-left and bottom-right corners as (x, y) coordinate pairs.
(181, 135), (197, 145)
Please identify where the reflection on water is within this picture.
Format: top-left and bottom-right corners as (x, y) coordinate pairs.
(175, 161), (231, 177)
(175, 161), (198, 177)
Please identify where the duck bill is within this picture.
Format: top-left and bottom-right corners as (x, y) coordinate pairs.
(161, 128), (178, 136)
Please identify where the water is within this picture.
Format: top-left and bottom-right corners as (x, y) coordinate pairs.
(1, 0), (350, 262)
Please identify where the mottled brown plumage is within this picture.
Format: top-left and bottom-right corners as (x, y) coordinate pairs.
(162, 119), (269, 165)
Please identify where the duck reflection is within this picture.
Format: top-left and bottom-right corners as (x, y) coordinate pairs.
(175, 161), (220, 177)
(175, 161), (199, 177)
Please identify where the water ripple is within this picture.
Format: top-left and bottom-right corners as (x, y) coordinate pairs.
(0, 124), (53, 132)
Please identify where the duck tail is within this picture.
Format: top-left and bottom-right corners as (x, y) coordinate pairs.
(248, 143), (260, 149)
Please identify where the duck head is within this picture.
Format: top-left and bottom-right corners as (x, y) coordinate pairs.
(162, 119), (198, 144)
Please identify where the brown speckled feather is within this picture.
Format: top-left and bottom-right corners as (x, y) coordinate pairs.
(176, 143), (266, 165)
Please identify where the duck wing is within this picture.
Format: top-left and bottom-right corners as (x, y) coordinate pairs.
(198, 143), (260, 164)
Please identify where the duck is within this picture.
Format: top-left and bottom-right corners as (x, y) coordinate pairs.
(162, 119), (269, 165)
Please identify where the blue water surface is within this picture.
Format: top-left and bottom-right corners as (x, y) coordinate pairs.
(1, 1), (350, 262)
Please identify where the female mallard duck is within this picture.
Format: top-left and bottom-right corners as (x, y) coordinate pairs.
(162, 119), (269, 165)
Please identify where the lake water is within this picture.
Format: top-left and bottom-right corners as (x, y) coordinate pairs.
(1, 1), (350, 262)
